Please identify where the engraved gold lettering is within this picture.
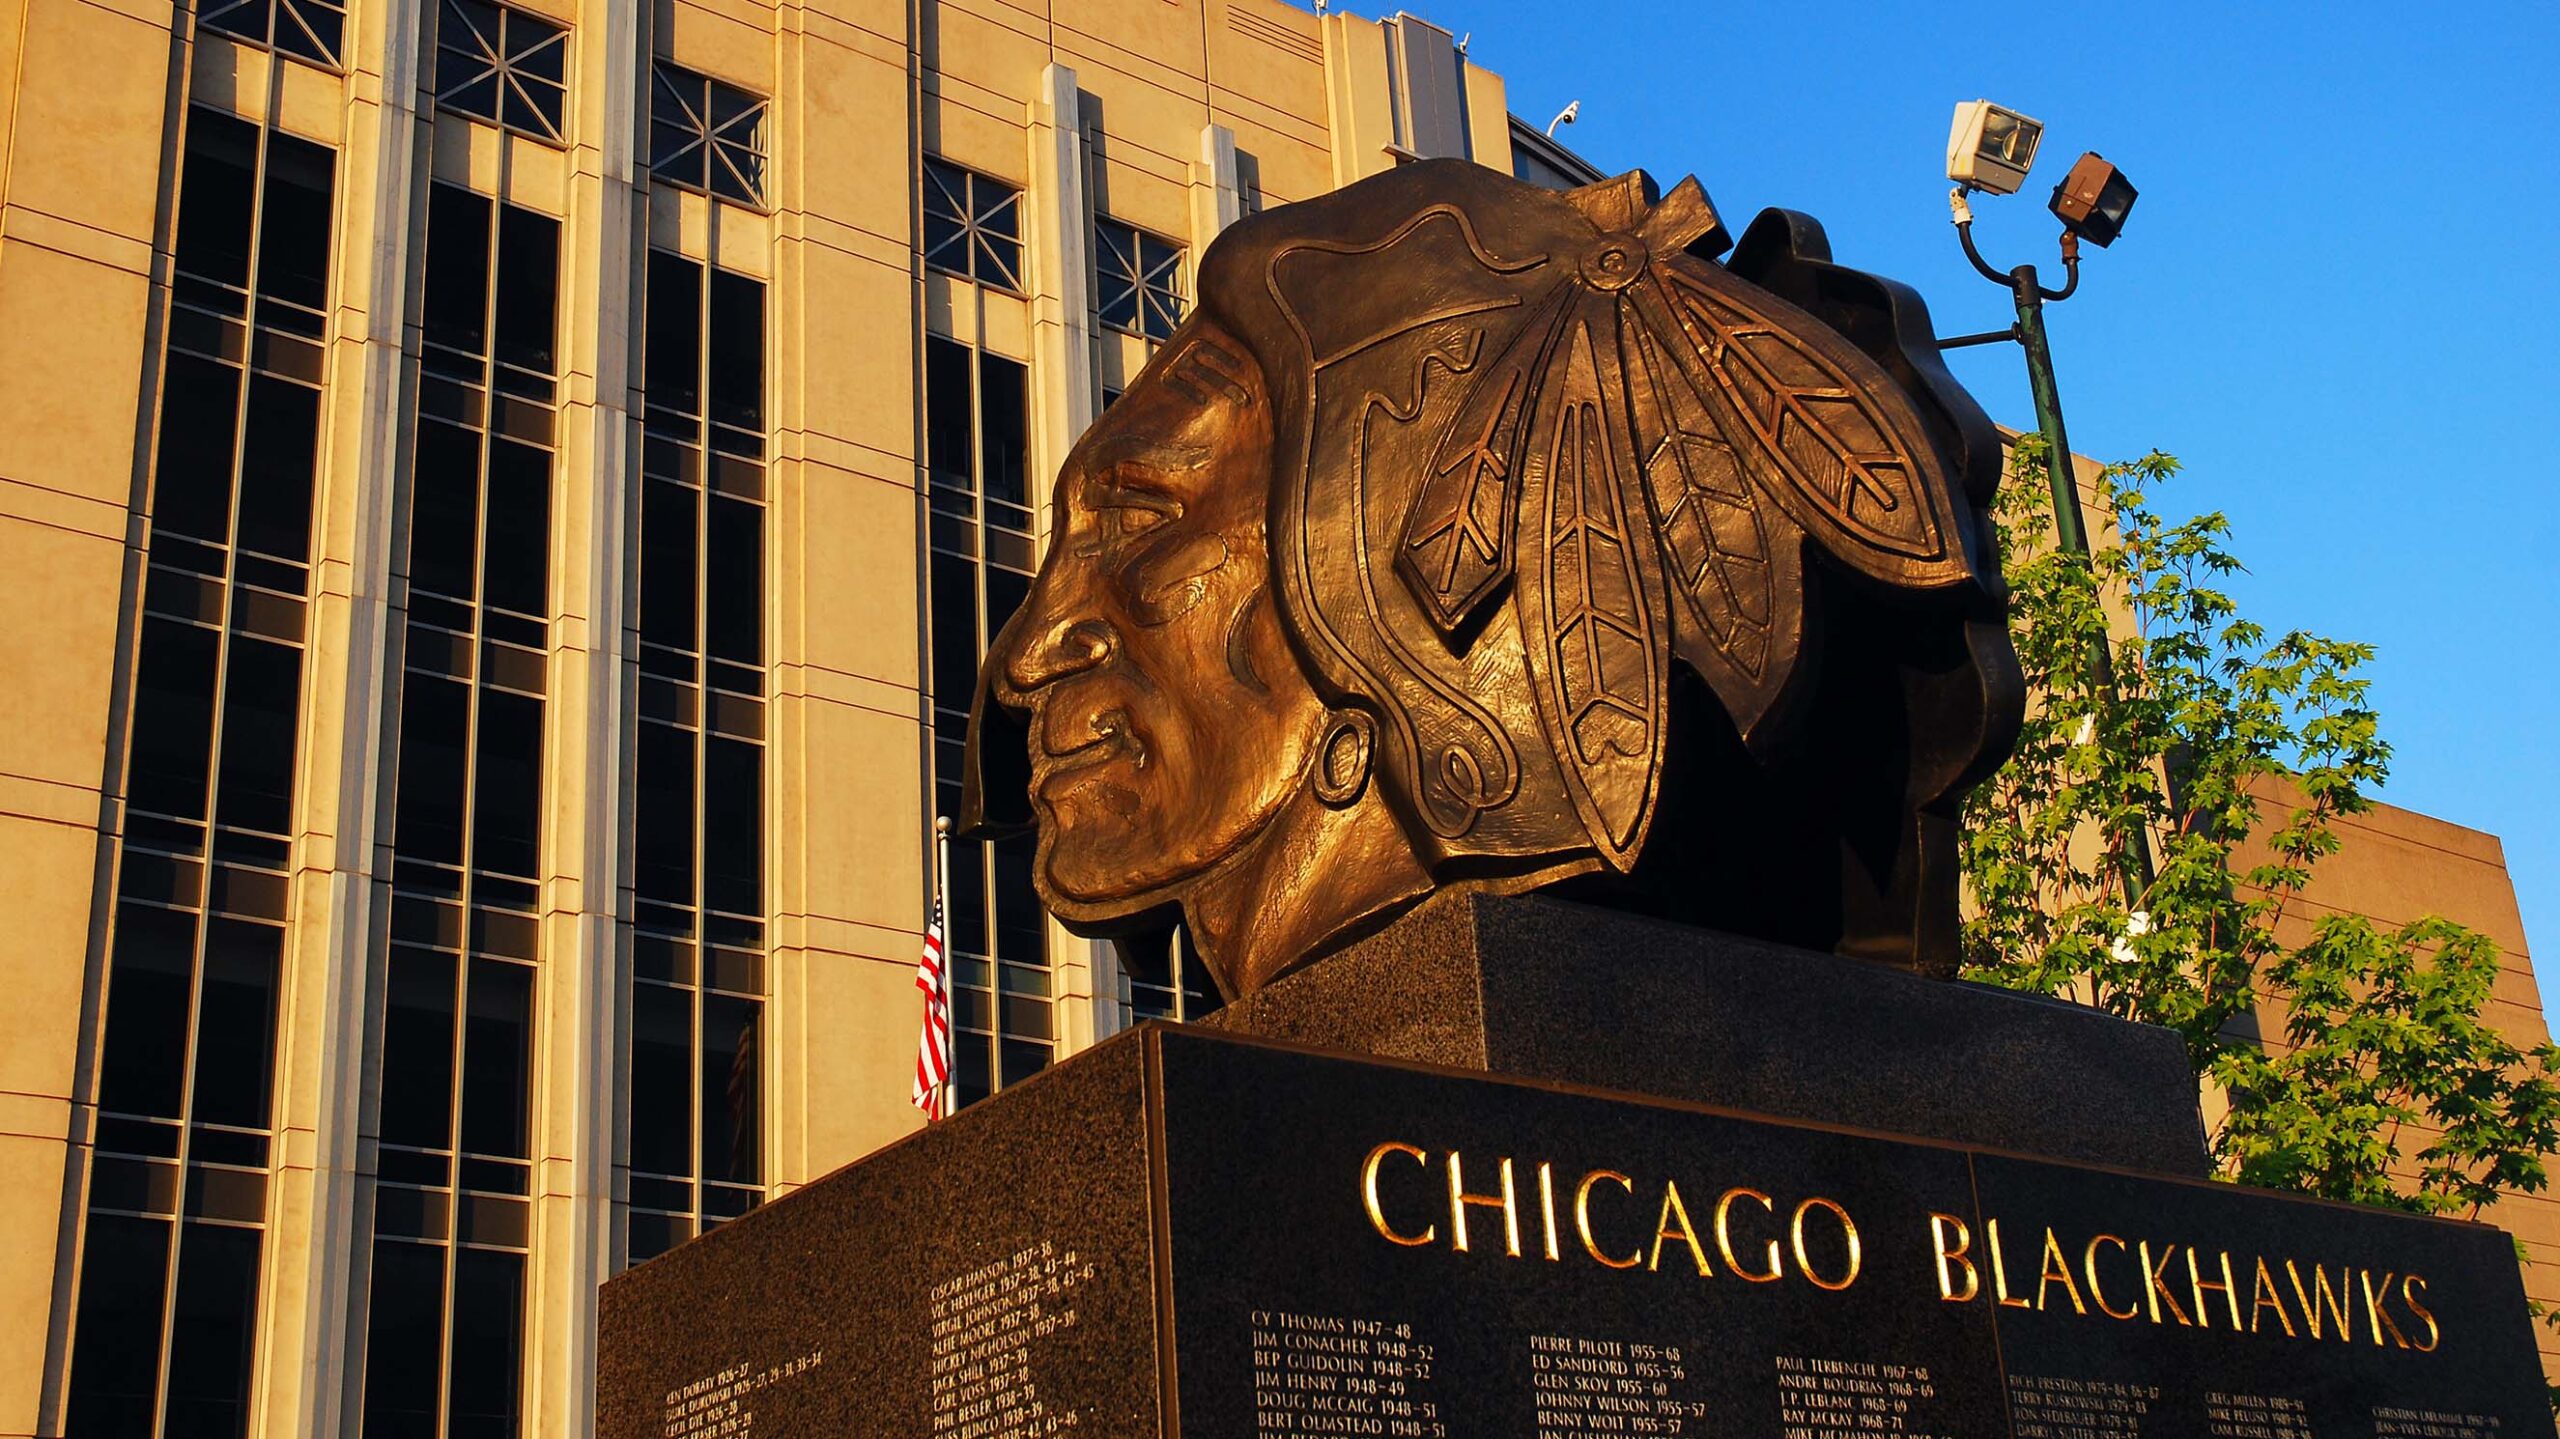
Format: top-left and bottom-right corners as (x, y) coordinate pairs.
(2250, 1256), (2297, 1337)
(2140, 1240), (2192, 1326)
(1575, 1170), (1641, 1270)
(1928, 1213), (1978, 1303)
(1447, 1152), (1521, 1257)
(1360, 1141), (1435, 1247)
(1537, 1161), (1561, 1262)
(1986, 1218), (2030, 1308)
(1649, 1180), (1712, 1276)
(2401, 1274), (2440, 1352)
(1790, 1196), (1861, 1292)
(1714, 1188), (1782, 1283)
(2085, 1235), (2139, 1320)
(2186, 1247), (2240, 1331)
(2361, 1270), (2410, 1349)
(2287, 1260), (2354, 1343)
(2037, 1227), (2087, 1316)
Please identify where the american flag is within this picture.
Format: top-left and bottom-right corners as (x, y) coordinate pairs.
(911, 890), (951, 1119)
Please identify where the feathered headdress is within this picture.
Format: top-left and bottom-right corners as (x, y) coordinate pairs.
(1193, 159), (2016, 888)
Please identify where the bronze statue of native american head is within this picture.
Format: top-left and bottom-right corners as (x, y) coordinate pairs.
(962, 158), (2023, 999)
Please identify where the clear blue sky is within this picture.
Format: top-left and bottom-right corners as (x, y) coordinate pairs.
(1380, 0), (2559, 987)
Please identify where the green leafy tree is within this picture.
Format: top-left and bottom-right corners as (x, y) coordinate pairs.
(1961, 439), (2560, 1226)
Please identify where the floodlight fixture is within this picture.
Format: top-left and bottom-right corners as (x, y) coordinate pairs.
(1931, 110), (2156, 896)
(1945, 100), (2043, 196)
(2048, 151), (2137, 248)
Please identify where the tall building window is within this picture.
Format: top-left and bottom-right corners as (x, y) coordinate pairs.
(923, 335), (1049, 1107)
(199, 0), (346, 66)
(1093, 217), (1183, 341)
(433, 0), (569, 145)
(922, 158), (1023, 293)
(358, 183), (560, 1439)
(1116, 928), (1221, 1026)
(627, 250), (768, 1263)
(648, 64), (767, 208)
(66, 106), (333, 1439)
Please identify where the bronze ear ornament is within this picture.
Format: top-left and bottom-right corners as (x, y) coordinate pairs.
(1311, 710), (1379, 808)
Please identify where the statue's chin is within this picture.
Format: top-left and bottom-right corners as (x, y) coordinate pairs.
(1029, 836), (1215, 933)
(1028, 779), (1435, 998)
(1031, 796), (1290, 927)
(1032, 873), (1181, 935)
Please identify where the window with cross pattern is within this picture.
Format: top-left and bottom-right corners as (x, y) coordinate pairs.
(434, 0), (569, 145)
(649, 63), (768, 207)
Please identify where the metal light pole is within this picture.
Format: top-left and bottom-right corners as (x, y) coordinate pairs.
(1944, 195), (2156, 900)
(1976, 231), (2093, 555)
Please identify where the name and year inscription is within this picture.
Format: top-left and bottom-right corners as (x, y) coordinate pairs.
(928, 1239), (1097, 1438)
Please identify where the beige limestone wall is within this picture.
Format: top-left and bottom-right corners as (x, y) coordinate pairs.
(0, 1), (177, 1432)
(2228, 779), (2560, 1381)
(753, 0), (930, 1201)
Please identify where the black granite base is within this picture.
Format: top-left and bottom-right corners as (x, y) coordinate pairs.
(1208, 892), (2212, 1175)
(598, 1026), (2552, 1439)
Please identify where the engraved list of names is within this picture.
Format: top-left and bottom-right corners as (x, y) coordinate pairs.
(928, 1240), (1096, 1438)
(1249, 1309), (1447, 1436)
(1529, 1333), (1707, 1436)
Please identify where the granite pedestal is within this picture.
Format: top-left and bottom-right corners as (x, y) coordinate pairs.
(597, 912), (2554, 1439)
(1209, 892), (2210, 1175)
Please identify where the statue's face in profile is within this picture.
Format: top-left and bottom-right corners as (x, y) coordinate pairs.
(988, 326), (1327, 921)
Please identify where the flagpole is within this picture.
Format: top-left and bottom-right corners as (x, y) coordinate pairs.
(933, 815), (954, 1121)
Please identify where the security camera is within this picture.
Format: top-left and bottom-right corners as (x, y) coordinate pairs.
(1946, 100), (2043, 196)
(2050, 151), (2138, 247)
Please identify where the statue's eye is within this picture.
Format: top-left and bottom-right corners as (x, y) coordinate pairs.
(1086, 466), (1182, 547)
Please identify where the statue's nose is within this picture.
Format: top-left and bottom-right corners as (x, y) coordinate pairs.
(1003, 615), (1117, 693)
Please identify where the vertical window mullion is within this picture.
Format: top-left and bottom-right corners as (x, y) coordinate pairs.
(145, 969), (198, 1439)
(691, 274), (713, 1201)
(436, 949), (466, 1439)
(439, 872), (473, 1434)
(452, 194), (493, 890)
(965, 352), (992, 1093)
(430, 200), (495, 1434)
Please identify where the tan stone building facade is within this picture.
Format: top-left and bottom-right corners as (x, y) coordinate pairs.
(0, 0), (1571, 1434)
(2241, 781), (2560, 1378)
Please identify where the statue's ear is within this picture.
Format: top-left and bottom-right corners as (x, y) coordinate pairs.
(956, 609), (1035, 839)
